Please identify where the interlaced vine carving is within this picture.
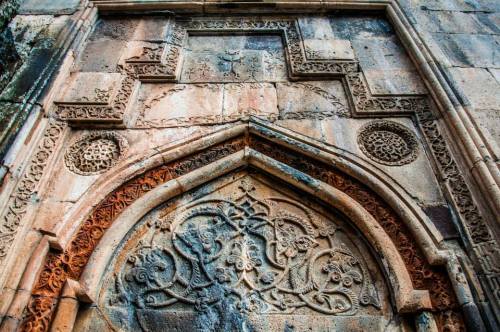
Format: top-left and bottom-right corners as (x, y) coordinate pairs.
(21, 137), (246, 331)
(0, 121), (66, 265)
(104, 179), (381, 330)
(64, 132), (128, 175)
(357, 120), (419, 166)
(248, 136), (457, 313)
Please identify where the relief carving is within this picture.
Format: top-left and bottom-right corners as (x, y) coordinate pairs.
(64, 131), (129, 175)
(165, 18), (358, 82)
(0, 121), (66, 265)
(21, 134), (462, 331)
(346, 72), (427, 116)
(54, 73), (135, 126)
(357, 120), (419, 166)
(102, 177), (383, 331)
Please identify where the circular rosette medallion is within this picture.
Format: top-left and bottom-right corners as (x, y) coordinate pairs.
(64, 131), (128, 175)
(357, 120), (419, 166)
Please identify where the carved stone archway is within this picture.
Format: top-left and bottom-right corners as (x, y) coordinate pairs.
(21, 120), (463, 331)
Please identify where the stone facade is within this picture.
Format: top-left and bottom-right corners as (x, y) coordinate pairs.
(0, 1), (498, 332)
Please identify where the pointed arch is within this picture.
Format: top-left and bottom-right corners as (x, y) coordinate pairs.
(20, 118), (459, 331)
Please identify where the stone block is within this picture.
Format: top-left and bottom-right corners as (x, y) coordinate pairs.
(304, 38), (355, 60)
(223, 83), (278, 119)
(363, 70), (427, 95)
(276, 119), (325, 142)
(448, 67), (500, 109)
(420, 11), (490, 34)
(89, 18), (140, 42)
(180, 35), (287, 83)
(19, 0), (81, 15)
(181, 50), (265, 83)
(298, 17), (335, 39)
(321, 118), (445, 204)
(352, 37), (427, 94)
(136, 83), (224, 127)
(353, 37), (416, 71)
(329, 15), (394, 40)
(277, 81), (350, 119)
(55, 72), (123, 104)
(132, 17), (171, 42)
(468, 108), (500, 161)
(432, 33), (500, 68)
(76, 40), (127, 73)
(33, 200), (74, 234)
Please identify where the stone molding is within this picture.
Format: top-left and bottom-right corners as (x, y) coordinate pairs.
(20, 121), (462, 331)
(0, 121), (66, 284)
(0, 1), (497, 330)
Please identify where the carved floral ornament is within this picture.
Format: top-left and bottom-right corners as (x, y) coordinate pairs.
(11, 13), (493, 331)
(20, 131), (463, 331)
(357, 120), (419, 166)
(64, 131), (129, 175)
(102, 177), (383, 331)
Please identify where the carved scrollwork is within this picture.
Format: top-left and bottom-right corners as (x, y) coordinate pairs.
(357, 120), (419, 166)
(0, 121), (66, 262)
(104, 178), (382, 330)
(64, 132), (128, 175)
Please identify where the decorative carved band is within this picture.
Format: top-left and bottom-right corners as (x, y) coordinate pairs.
(346, 73), (427, 116)
(0, 121), (66, 271)
(21, 135), (462, 331)
(54, 75), (136, 126)
(415, 103), (500, 310)
(170, 18), (358, 80)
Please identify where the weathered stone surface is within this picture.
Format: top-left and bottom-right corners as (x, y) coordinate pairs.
(449, 67), (500, 109)
(136, 83), (224, 127)
(77, 40), (127, 73)
(180, 35), (287, 83)
(1, 8), (499, 332)
(132, 17), (171, 42)
(321, 118), (445, 204)
(299, 17), (355, 60)
(19, 0), (81, 15)
(223, 83), (278, 119)
(277, 81), (350, 119)
(431, 33), (500, 68)
(55, 72), (123, 104)
(352, 37), (427, 95)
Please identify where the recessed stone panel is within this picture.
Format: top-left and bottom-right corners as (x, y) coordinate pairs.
(180, 35), (287, 83)
(223, 83), (278, 119)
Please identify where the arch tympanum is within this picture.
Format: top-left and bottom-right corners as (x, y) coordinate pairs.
(21, 123), (462, 331)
